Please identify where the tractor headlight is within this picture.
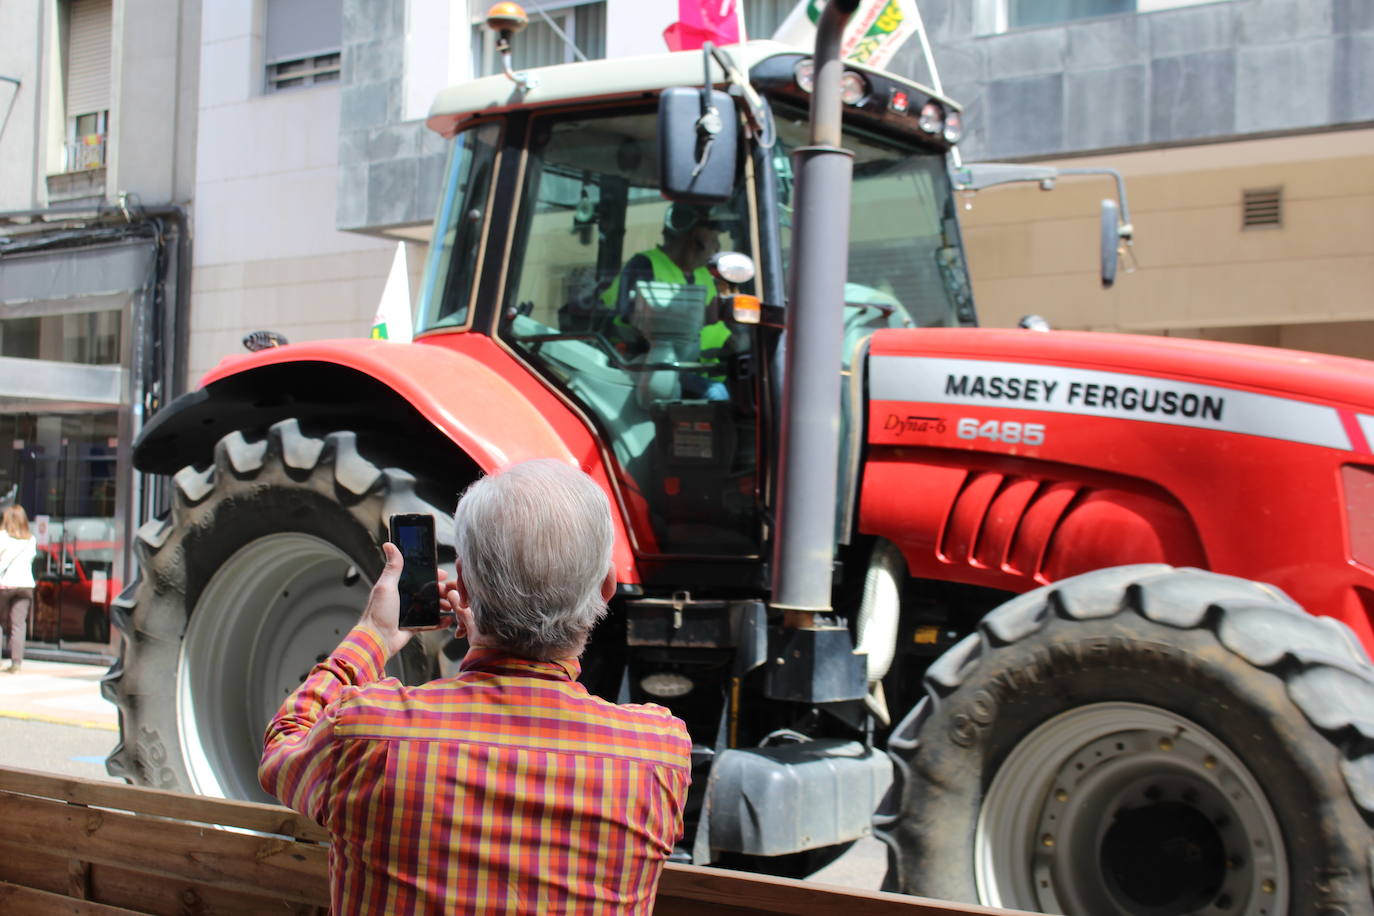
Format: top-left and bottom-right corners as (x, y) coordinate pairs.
(640, 672), (694, 699)
(918, 101), (945, 136)
(943, 109), (964, 144)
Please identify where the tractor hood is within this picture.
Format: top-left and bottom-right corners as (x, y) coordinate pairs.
(867, 327), (1374, 455)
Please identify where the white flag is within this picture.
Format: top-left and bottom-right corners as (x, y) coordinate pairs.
(771, 0), (925, 73)
(370, 243), (413, 343)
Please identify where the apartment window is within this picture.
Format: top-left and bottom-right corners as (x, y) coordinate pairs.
(265, 0), (342, 92)
(742, 0), (794, 40)
(64, 0), (111, 172)
(66, 111), (107, 171)
(977, 0), (1228, 33)
(1010, 0), (1133, 29)
(473, 0), (606, 76)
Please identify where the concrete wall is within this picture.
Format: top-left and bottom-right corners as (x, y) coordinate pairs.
(0, 0), (201, 211)
(900, 0), (1374, 356)
(107, 0), (202, 205)
(960, 128), (1374, 358)
(0, 3), (45, 211)
(335, 0), (456, 234)
(190, 0), (393, 385)
(903, 0), (1374, 162)
(606, 0), (674, 58)
(337, 0), (682, 235)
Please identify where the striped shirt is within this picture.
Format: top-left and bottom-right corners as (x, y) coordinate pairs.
(260, 626), (692, 915)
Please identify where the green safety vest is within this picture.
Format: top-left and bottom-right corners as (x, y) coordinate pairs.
(602, 248), (730, 366)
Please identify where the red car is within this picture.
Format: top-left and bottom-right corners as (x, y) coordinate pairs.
(33, 540), (120, 644)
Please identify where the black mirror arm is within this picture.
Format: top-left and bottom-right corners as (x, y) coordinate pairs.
(692, 43), (724, 178)
(709, 44), (775, 149)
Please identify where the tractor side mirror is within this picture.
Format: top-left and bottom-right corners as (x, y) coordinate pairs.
(658, 87), (738, 203)
(1100, 199), (1120, 288)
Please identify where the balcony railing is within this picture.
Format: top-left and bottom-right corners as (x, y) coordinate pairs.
(65, 133), (106, 172)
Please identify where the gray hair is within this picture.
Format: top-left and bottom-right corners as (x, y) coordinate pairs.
(453, 459), (614, 659)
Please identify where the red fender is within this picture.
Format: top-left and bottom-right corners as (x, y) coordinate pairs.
(201, 335), (643, 583)
(861, 327), (1374, 653)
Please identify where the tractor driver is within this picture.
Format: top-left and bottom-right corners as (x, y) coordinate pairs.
(600, 202), (734, 401)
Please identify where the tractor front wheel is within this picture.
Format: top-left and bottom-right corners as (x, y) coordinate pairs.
(881, 565), (1374, 916)
(103, 419), (457, 801)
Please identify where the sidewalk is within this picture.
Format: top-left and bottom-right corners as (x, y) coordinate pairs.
(0, 656), (118, 731)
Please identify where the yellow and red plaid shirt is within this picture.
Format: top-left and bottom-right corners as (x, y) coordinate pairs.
(260, 626), (692, 915)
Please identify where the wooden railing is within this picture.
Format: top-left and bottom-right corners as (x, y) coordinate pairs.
(0, 766), (1028, 915)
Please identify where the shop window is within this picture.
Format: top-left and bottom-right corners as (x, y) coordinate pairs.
(1, 412), (123, 646)
(0, 309), (121, 365)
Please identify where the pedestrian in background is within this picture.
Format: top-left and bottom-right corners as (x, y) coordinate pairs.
(260, 459), (691, 914)
(0, 505), (37, 674)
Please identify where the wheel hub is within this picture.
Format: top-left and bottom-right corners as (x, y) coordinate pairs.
(1100, 799), (1226, 913)
(975, 702), (1287, 915)
(177, 533), (374, 801)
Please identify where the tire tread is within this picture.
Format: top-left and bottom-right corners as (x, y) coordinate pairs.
(105, 420), (460, 793)
(881, 564), (1374, 906)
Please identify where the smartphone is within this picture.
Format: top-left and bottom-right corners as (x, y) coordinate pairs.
(389, 513), (443, 630)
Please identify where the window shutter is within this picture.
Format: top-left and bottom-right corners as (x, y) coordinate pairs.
(265, 0), (343, 64)
(66, 0), (112, 118)
(742, 0), (794, 40)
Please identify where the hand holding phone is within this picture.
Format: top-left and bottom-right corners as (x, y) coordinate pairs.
(389, 513), (443, 630)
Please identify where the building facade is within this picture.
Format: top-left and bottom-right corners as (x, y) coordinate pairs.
(188, 0), (401, 384)
(0, 0), (199, 651)
(2, 0), (1368, 653)
(901, 0), (1374, 355)
(335, 0), (1373, 357)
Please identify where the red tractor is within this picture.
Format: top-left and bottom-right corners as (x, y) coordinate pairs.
(107, 4), (1374, 913)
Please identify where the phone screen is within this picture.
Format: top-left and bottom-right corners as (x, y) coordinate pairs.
(389, 513), (442, 630)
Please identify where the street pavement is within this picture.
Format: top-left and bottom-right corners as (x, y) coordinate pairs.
(0, 656), (116, 731)
(0, 657), (885, 888)
(0, 656), (122, 784)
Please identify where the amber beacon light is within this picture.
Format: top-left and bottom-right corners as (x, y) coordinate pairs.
(487, 3), (537, 91)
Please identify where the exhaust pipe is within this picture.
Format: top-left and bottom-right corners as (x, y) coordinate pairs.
(769, 0), (860, 621)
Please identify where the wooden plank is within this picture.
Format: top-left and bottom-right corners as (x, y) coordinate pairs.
(88, 863), (327, 916)
(657, 864), (1034, 915)
(0, 841), (75, 897)
(0, 838), (323, 916)
(0, 767), (1026, 916)
(0, 766), (329, 843)
(0, 880), (141, 916)
(654, 898), (760, 916)
(68, 857), (92, 900)
(0, 791), (329, 907)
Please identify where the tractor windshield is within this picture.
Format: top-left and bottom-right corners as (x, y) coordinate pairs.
(416, 121), (503, 331)
(772, 104), (974, 333)
(496, 106), (761, 559)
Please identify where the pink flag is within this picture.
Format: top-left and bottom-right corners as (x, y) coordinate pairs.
(663, 0), (747, 52)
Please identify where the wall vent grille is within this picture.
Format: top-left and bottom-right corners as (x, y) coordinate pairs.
(1243, 187), (1282, 229)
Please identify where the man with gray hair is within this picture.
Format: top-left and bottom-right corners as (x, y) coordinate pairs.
(261, 459), (692, 914)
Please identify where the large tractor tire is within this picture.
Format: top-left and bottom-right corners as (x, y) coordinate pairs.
(103, 419), (456, 802)
(880, 565), (1374, 916)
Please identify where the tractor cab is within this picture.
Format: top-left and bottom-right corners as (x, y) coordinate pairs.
(414, 43), (973, 566)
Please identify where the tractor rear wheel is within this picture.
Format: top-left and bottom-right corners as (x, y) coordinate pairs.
(103, 419), (458, 801)
(881, 565), (1374, 916)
